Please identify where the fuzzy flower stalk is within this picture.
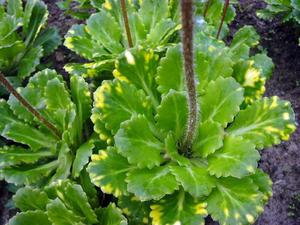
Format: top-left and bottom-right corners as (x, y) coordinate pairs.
(181, 0), (198, 153)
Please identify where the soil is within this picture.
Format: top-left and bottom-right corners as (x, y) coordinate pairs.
(1, 0), (300, 225)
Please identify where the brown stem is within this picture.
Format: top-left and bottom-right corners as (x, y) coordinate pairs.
(181, 0), (198, 151)
(120, 0), (133, 48)
(203, 0), (211, 18)
(0, 72), (61, 138)
(216, 0), (230, 39)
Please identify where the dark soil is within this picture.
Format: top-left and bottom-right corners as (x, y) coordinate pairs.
(1, 0), (300, 225)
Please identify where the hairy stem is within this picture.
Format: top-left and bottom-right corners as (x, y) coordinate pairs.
(216, 0), (230, 39)
(181, 0), (198, 151)
(0, 72), (61, 138)
(121, 0), (133, 48)
(203, 0), (211, 18)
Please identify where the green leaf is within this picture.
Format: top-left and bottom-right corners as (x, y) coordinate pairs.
(7, 0), (23, 19)
(0, 100), (19, 132)
(156, 45), (184, 94)
(150, 190), (206, 225)
(115, 48), (160, 108)
(93, 80), (152, 134)
(91, 111), (113, 145)
(251, 53), (274, 79)
(70, 75), (91, 144)
(139, 0), (168, 31)
(8, 211), (51, 225)
(86, 11), (122, 53)
(192, 120), (224, 158)
(23, 0), (48, 46)
(118, 195), (152, 225)
(72, 140), (94, 178)
(127, 165), (178, 201)
(115, 115), (164, 169)
(7, 69), (63, 124)
(45, 78), (75, 132)
(70, 74), (91, 125)
(96, 203), (128, 225)
(2, 160), (59, 185)
(46, 181), (98, 224)
(156, 90), (188, 140)
(146, 19), (178, 48)
(0, 146), (54, 167)
(18, 46), (43, 79)
(65, 24), (106, 60)
(196, 47), (234, 94)
(199, 77), (244, 127)
(50, 143), (72, 182)
(207, 177), (263, 225)
(7, 86), (42, 123)
(230, 26), (259, 60)
(87, 147), (131, 197)
(207, 135), (260, 178)
(2, 122), (57, 151)
(250, 169), (273, 203)
(13, 187), (49, 211)
(227, 97), (296, 149)
(170, 162), (216, 198)
(34, 27), (61, 56)
(47, 198), (84, 225)
(45, 78), (71, 110)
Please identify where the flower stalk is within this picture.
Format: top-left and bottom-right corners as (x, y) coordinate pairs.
(181, 0), (198, 152)
(120, 0), (133, 48)
(0, 72), (61, 138)
(216, 0), (230, 39)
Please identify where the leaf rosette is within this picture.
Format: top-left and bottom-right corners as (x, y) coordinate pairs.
(0, 0), (61, 95)
(64, 0), (181, 78)
(8, 179), (127, 225)
(0, 69), (96, 186)
(88, 34), (296, 224)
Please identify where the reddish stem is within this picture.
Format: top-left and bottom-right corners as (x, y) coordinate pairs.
(216, 0), (230, 39)
(120, 0), (133, 48)
(0, 72), (60, 138)
(181, 0), (198, 151)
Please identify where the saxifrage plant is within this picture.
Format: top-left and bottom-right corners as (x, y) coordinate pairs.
(7, 180), (128, 225)
(88, 1), (296, 224)
(0, 69), (95, 186)
(0, 0), (61, 92)
(91, 23), (275, 146)
(64, 0), (181, 78)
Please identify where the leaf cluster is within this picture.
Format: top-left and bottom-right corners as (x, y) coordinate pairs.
(64, 0), (180, 79)
(0, 0), (61, 90)
(0, 69), (93, 186)
(0, 1), (297, 225)
(88, 27), (296, 224)
(8, 180), (127, 225)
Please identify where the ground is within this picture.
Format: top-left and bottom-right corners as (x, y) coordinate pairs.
(1, 0), (300, 224)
